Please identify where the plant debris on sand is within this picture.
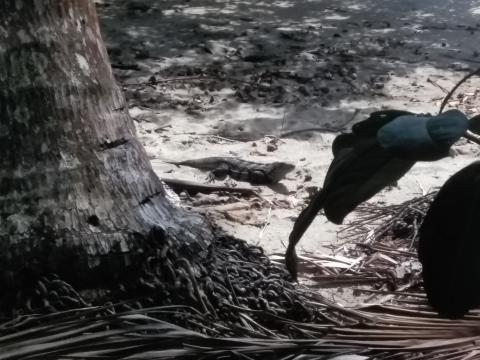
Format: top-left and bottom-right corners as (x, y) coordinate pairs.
(4, 194), (480, 360)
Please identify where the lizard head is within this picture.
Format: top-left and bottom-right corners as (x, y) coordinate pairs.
(268, 162), (295, 183)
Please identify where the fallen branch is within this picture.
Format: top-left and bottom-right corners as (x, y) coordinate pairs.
(439, 67), (480, 114)
(427, 77), (449, 94)
(162, 178), (261, 198)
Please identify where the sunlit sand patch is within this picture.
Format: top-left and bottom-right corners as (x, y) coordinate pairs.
(323, 14), (350, 21)
(471, 6), (480, 15)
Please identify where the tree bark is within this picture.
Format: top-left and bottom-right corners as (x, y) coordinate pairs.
(0, 0), (212, 304)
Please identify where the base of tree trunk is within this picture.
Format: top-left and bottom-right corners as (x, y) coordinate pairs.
(1, 227), (314, 336)
(0, 198), (214, 315)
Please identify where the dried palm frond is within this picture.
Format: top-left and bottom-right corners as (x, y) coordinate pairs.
(4, 192), (480, 360)
(0, 305), (363, 360)
(3, 292), (480, 360)
(339, 191), (438, 246)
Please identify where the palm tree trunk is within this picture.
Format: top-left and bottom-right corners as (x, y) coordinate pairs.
(0, 0), (212, 305)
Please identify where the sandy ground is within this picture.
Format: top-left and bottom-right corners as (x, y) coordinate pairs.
(97, 0), (480, 301)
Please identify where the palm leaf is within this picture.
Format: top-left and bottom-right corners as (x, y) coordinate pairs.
(3, 193), (480, 359)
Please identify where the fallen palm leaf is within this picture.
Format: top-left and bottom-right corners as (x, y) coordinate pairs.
(4, 192), (480, 359)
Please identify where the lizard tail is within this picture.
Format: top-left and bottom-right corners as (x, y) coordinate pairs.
(286, 189), (327, 279)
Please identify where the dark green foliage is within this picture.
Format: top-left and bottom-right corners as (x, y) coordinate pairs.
(287, 109), (470, 279)
(351, 109), (413, 136)
(377, 110), (468, 161)
(419, 161), (480, 318)
(287, 110), (417, 278)
(331, 133), (358, 157)
(468, 113), (480, 135)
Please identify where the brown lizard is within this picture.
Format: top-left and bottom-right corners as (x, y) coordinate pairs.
(166, 157), (295, 184)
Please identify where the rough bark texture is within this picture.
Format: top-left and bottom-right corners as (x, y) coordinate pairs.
(0, 0), (212, 303)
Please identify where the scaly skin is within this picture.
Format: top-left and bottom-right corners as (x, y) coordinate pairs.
(166, 157), (294, 184)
